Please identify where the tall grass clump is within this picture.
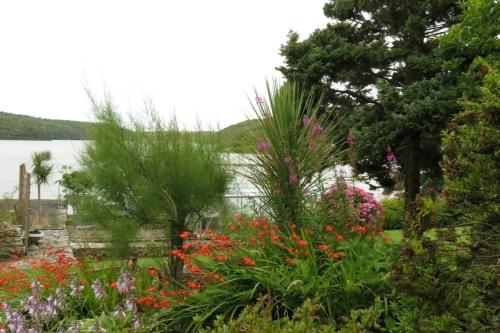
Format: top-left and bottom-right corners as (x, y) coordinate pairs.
(245, 81), (343, 227)
(77, 96), (231, 279)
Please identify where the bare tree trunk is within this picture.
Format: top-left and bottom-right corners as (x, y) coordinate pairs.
(168, 215), (186, 281)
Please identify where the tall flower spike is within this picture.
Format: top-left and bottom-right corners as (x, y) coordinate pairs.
(117, 272), (133, 295)
(91, 280), (105, 301)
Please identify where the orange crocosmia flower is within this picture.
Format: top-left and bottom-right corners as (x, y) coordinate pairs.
(204, 228), (212, 234)
(248, 237), (257, 244)
(270, 235), (280, 241)
(148, 286), (156, 292)
(336, 234), (344, 241)
(328, 251), (346, 260)
(215, 255), (228, 262)
(242, 257), (256, 267)
(325, 225), (334, 233)
(234, 215), (244, 222)
(295, 240), (308, 247)
(110, 281), (118, 289)
(352, 225), (368, 233)
(148, 268), (159, 276)
(180, 231), (191, 239)
(290, 224), (297, 230)
(318, 244), (329, 251)
(381, 236), (392, 242)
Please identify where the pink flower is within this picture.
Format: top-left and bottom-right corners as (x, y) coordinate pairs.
(255, 96), (265, 105)
(387, 150), (396, 163)
(284, 155), (292, 164)
(256, 140), (271, 152)
(289, 174), (298, 185)
(347, 132), (355, 146)
(303, 116), (311, 126)
(312, 124), (323, 134)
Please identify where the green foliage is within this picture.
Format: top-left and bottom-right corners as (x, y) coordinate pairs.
(245, 81), (343, 226)
(381, 198), (404, 230)
(279, 0), (463, 211)
(156, 212), (393, 331)
(59, 168), (93, 214)
(0, 111), (91, 140)
(219, 119), (261, 153)
(30, 151), (53, 187)
(77, 97), (231, 271)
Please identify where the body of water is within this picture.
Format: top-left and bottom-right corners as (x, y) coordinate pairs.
(0, 140), (385, 202)
(0, 140), (86, 200)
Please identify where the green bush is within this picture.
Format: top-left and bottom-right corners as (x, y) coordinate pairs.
(381, 198), (404, 230)
(154, 212), (393, 332)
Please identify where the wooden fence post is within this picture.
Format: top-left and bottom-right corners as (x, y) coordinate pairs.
(18, 164), (31, 252)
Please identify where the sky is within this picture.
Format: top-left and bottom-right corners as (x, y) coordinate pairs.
(0, 0), (329, 129)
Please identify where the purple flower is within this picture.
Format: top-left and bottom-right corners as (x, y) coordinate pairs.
(302, 116), (311, 126)
(91, 280), (105, 301)
(113, 305), (126, 320)
(43, 295), (57, 319)
(284, 155), (292, 164)
(69, 280), (83, 298)
(289, 174), (298, 185)
(125, 294), (137, 312)
(347, 132), (355, 146)
(133, 316), (142, 329)
(312, 124), (323, 134)
(117, 272), (133, 295)
(256, 140), (271, 152)
(55, 288), (66, 311)
(255, 96), (265, 105)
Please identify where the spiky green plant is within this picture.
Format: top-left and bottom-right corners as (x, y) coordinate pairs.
(30, 150), (53, 226)
(244, 81), (343, 227)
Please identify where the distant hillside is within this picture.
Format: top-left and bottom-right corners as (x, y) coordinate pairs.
(219, 119), (261, 153)
(0, 112), (92, 140)
(0, 112), (261, 150)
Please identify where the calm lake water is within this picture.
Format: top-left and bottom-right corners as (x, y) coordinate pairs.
(0, 140), (257, 201)
(0, 140), (86, 200)
(0, 140), (384, 201)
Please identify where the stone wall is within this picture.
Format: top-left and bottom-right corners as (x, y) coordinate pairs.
(0, 222), (24, 260)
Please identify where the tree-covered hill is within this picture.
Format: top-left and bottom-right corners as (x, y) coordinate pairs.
(0, 112), (92, 140)
(218, 119), (261, 153)
(0, 111), (260, 150)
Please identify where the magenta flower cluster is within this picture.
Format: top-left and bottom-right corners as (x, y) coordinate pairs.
(324, 182), (384, 225)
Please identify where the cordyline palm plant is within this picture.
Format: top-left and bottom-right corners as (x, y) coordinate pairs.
(244, 81), (343, 227)
(31, 150), (53, 226)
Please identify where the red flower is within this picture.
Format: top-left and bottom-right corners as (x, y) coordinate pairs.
(148, 268), (159, 276)
(215, 255), (228, 262)
(318, 244), (329, 251)
(295, 240), (308, 247)
(180, 231), (191, 239)
(242, 257), (256, 267)
(352, 225), (368, 233)
(328, 251), (346, 260)
(325, 225), (334, 233)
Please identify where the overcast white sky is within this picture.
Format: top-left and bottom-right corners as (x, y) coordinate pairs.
(0, 0), (328, 129)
